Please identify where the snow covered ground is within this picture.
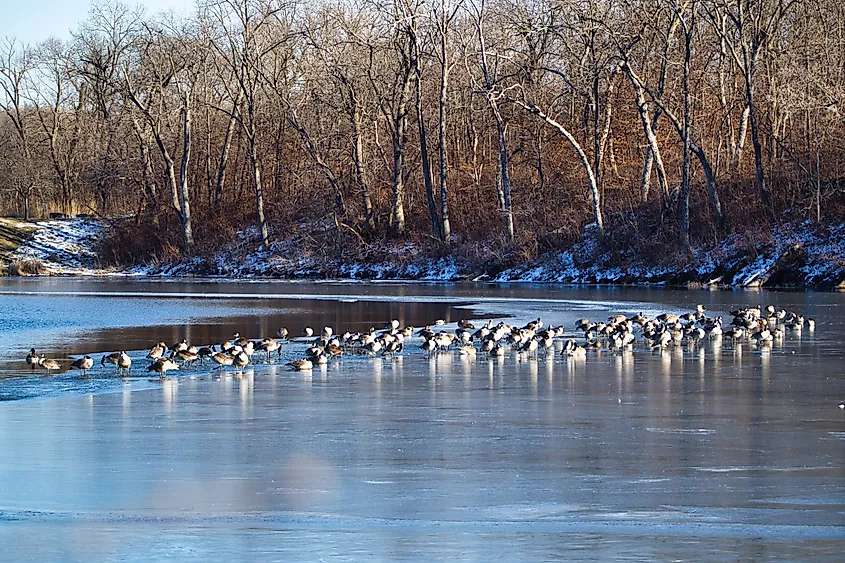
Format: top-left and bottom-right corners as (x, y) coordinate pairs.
(5, 217), (845, 287)
(7, 218), (109, 275)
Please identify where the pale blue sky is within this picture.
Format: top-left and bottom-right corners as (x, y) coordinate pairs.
(1, 0), (195, 44)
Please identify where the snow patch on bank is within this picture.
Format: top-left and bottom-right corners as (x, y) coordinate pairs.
(8, 218), (109, 275)
(494, 221), (845, 288)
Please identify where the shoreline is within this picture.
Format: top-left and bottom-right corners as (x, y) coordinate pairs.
(3, 217), (844, 289)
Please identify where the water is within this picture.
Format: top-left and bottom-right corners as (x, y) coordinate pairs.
(0, 279), (843, 561)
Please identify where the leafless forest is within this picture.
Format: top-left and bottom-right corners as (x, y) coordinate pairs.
(1, 0), (843, 267)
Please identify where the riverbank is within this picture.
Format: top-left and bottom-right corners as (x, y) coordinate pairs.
(4, 217), (845, 288)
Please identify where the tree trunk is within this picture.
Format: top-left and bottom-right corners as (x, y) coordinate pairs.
(626, 67), (669, 210)
(178, 92), (194, 252)
(416, 74), (441, 239)
(746, 73), (771, 211)
(350, 98), (374, 234)
(246, 92), (269, 247)
(492, 105), (514, 242)
(513, 99), (603, 235)
(215, 95), (240, 207)
(733, 103), (750, 172)
(438, 32), (451, 243)
(680, 24), (692, 249)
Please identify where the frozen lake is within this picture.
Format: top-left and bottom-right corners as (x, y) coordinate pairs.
(0, 279), (843, 561)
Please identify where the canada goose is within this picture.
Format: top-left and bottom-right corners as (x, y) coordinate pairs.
(383, 339), (404, 357)
(389, 319), (400, 331)
(197, 346), (215, 365)
(421, 338), (436, 355)
(656, 313), (679, 324)
(523, 318), (542, 331)
(434, 332), (455, 351)
(102, 352), (120, 367)
(458, 345), (476, 357)
(233, 351), (249, 369)
(322, 326), (334, 339)
(147, 357), (179, 377)
(117, 351), (132, 375)
(608, 314), (627, 325)
(38, 355), (61, 372)
(171, 338), (188, 353)
(489, 343), (505, 357)
(277, 327), (289, 340)
(71, 356), (94, 376)
(175, 349), (199, 365)
(303, 327), (314, 338)
(147, 341), (168, 361)
(305, 345), (325, 360)
(325, 343), (343, 357)
(807, 318), (816, 330)
(363, 339), (383, 355)
(520, 338), (539, 356)
(211, 351), (234, 369)
(458, 319), (475, 330)
(434, 319), (446, 326)
(287, 358), (313, 371)
(258, 338), (282, 362)
(26, 348), (38, 368)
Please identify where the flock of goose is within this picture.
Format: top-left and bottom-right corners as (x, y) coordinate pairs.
(23, 303), (815, 377)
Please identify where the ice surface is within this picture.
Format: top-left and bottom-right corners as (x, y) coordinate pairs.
(0, 282), (842, 561)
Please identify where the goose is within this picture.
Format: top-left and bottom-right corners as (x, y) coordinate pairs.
(575, 319), (592, 332)
(420, 338), (436, 355)
(171, 338), (189, 353)
(325, 343), (344, 358)
(103, 351), (132, 374)
(389, 319), (400, 331)
(197, 345), (215, 365)
(175, 349), (199, 365)
(277, 327), (289, 340)
(520, 338), (539, 356)
(303, 327), (314, 338)
(287, 358), (313, 371)
(608, 314), (627, 325)
(481, 339), (495, 352)
(233, 351), (249, 370)
(305, 345), (325, 360)
(567, 345), (587, 358)
(458, 345), (476, 357)
(102, 352), (119, 366)
(656, 313), (679, 324)
(25, 348), (38, 368)
(117, 351), (132, 375)
(363, 339), (383, 355)
(71, 356), (94, 376)
(383, 339), (404, 357)
(489, 343), (505, 357)
(458, 319), (475, 330)
(146, 341), (168, 362)
(523, 318), (542, 331)
(147, 357), (179, 377)
(258, 338), (282, 362)
(211, 351), (234, 369)
(321, 326), (334, 339)
(38, 354), (61, 372)
(434, 332), (455, 351)
(539, 333), (555, 354)
(434, 319), (446, 326)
